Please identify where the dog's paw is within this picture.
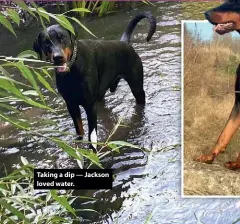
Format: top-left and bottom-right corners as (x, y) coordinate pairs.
(194, 154), (215, 164)
(75, 135), (83, 141)
(224, 161), (240, 170)
(88, 143), (97, 152)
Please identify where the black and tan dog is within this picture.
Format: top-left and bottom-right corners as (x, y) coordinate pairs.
(33, 12), (156, 150)
(194, 0), (240, 169)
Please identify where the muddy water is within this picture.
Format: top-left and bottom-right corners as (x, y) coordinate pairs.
(0, 2), (240, 224)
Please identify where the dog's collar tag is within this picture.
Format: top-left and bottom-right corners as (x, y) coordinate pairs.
(67, 41), (77, 68)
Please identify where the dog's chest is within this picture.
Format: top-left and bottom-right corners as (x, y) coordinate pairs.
(56, 73), (87, 104)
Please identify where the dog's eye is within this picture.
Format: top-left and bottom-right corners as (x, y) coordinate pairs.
(60, 35), (66, 40)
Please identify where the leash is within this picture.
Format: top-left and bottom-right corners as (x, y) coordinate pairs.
(67, 41), (77, 69)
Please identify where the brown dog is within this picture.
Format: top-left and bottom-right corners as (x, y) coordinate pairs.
(194, 0), (240, 170)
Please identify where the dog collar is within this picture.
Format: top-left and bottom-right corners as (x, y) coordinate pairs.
(67, 41), (77, 68)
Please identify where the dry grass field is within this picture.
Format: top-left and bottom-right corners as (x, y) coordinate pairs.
(184, 24), (240, 163)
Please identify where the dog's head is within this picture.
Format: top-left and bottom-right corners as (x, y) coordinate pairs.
(33, 24), (76, 73)
(204, 0), (240, 35)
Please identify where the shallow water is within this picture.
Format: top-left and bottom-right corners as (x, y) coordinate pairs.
(0, 2), (240, 224)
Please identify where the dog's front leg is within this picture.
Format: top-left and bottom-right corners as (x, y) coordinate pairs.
(213, 106), (240, 153)
(194, 103), (240, 164)
(195, 64), (240, 165)
(220, 98), (240, 169)
(66, 102), (84, 139)
(84, 104), (97, 151)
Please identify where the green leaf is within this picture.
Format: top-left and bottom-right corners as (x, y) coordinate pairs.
(13, 0), (36, 18)
(55, 15), (75, 35)
(75, 208), (101, 214)
(92, 0), (100, 12)
(34, 70), (56, 94)
(0, 91), (12, 98)
(15, 183), (25, 195)
(0, 76), (24, 98)
(98, 2), (115, 17)
(51, 138), (83, 161)
(64, 8), (91, 14)
(0, 65), (11, 78)
(70, 17), (97, 38)
(0, 96), (24, 103)
(0, 174), (33, 181)
(0, 14), (16, 37)
(76, 150), (84, 169)
(77, 149), (102, 168)
(16, 63), (45, 103)
(49, 217), (70, 222)
(78, 1), (86, 17)
(42, 69), (53, 80)
(76, 195), (96, 200)
(6, 198), (25, 208)
(22, 90), (38, 96)
(51, 138), (102, 168)
(108, 145), (120, 153)
(0, 199), (30, 223)
(5, 164), (34, 177)
(0, 185), (9, 197)
(0, 112), (30, 130)
(17, 50), (38, 59)
(0, 90), (11, 98)
(233, 218), (240, 224)
(34, 9), (75, 35)
(6, 9), (20, 26)
(108, 141), (141, 149)
(144, 211), (153, 224)
(20, 156), (29, 166)
(0, 103), (19, 113)
(0, 86), (45, 111)
(37, 7), (50, 23)
(0, 75), (30, 88)
(36, 119), (57, 126)
(50, 190), (76, 217)
(30, 4), (48, 35)
(10, 183), (16, 195)
(23, 98), (53, 111)
(46, 191), (51, 202)
(107, 143), (118, 149)
(2, 57), (50, 63)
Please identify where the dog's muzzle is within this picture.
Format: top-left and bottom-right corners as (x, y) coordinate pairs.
(53, 42), (78, 74)
(53, 54), (67, 73)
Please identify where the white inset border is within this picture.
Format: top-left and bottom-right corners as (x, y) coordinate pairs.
(181, 20), (240, 199)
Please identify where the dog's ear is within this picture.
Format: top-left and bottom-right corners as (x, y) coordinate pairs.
(33, 34), (42, 60)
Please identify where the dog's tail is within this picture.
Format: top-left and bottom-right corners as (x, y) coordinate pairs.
(120, 11), (156, 43)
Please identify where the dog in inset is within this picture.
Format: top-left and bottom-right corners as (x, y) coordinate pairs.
(194, 0), (240, 169)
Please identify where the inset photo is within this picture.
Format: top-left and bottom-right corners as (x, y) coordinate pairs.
(182, 20), (240, 197)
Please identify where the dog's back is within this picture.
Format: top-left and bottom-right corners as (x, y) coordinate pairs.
(74, 39), (141, 99)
